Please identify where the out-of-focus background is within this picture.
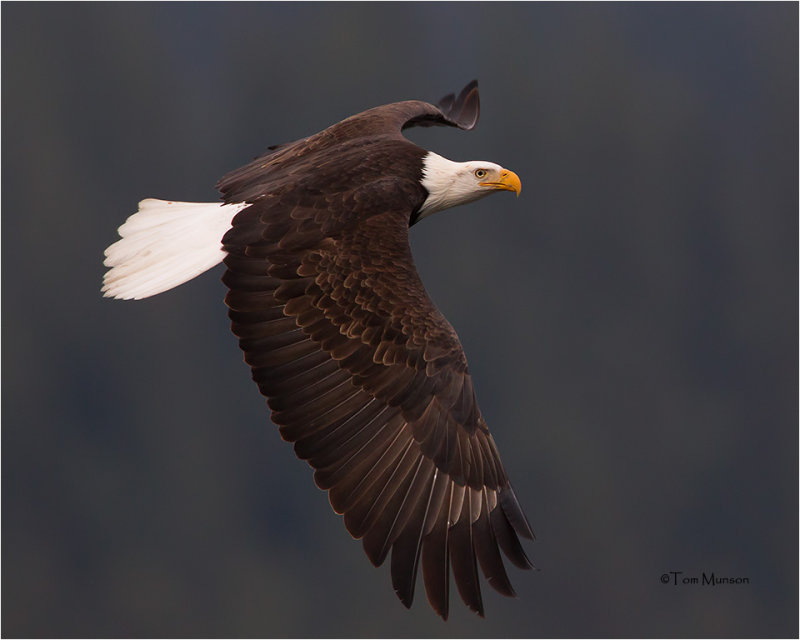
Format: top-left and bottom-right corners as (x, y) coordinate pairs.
(3, 3), (797, 637)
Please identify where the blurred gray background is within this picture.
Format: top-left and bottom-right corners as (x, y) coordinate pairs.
(3, 2), (797, 637)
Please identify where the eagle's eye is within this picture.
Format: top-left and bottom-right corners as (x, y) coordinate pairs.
(474, 169), (487, 179)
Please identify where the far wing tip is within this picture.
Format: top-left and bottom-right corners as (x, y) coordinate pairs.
(437, 80), (480, 130)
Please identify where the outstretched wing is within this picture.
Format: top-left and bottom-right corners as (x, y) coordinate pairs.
(216, 81), (480, 206)
(220, 169), (534, 618)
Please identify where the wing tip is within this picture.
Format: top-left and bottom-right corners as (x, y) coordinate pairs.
(437, 80), (480, 130)
(395, 589), (414, 609)
(499, 484), (536, 540)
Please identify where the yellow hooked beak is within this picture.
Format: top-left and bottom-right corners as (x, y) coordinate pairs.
(480, 169), (522, 196)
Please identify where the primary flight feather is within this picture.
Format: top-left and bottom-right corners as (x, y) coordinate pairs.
(103, 81), (534, 619)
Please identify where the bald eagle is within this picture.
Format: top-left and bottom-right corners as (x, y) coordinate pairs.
(102, 81), (534, 619)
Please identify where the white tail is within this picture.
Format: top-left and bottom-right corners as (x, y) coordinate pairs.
(102, 199), (247, 300)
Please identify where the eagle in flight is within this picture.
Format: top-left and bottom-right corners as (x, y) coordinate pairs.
(102, 81), (535, 619)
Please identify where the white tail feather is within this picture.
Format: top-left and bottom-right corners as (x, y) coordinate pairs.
(102, 199), (247, 300)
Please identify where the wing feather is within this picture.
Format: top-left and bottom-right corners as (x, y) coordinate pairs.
(422, 481), (452, 619)
(474, 489), (516, 598)
(449, 487), (484, 616)
(390, 460), (436, 608)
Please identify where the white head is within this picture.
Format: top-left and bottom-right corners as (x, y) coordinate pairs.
(416, 152), (522, 222)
